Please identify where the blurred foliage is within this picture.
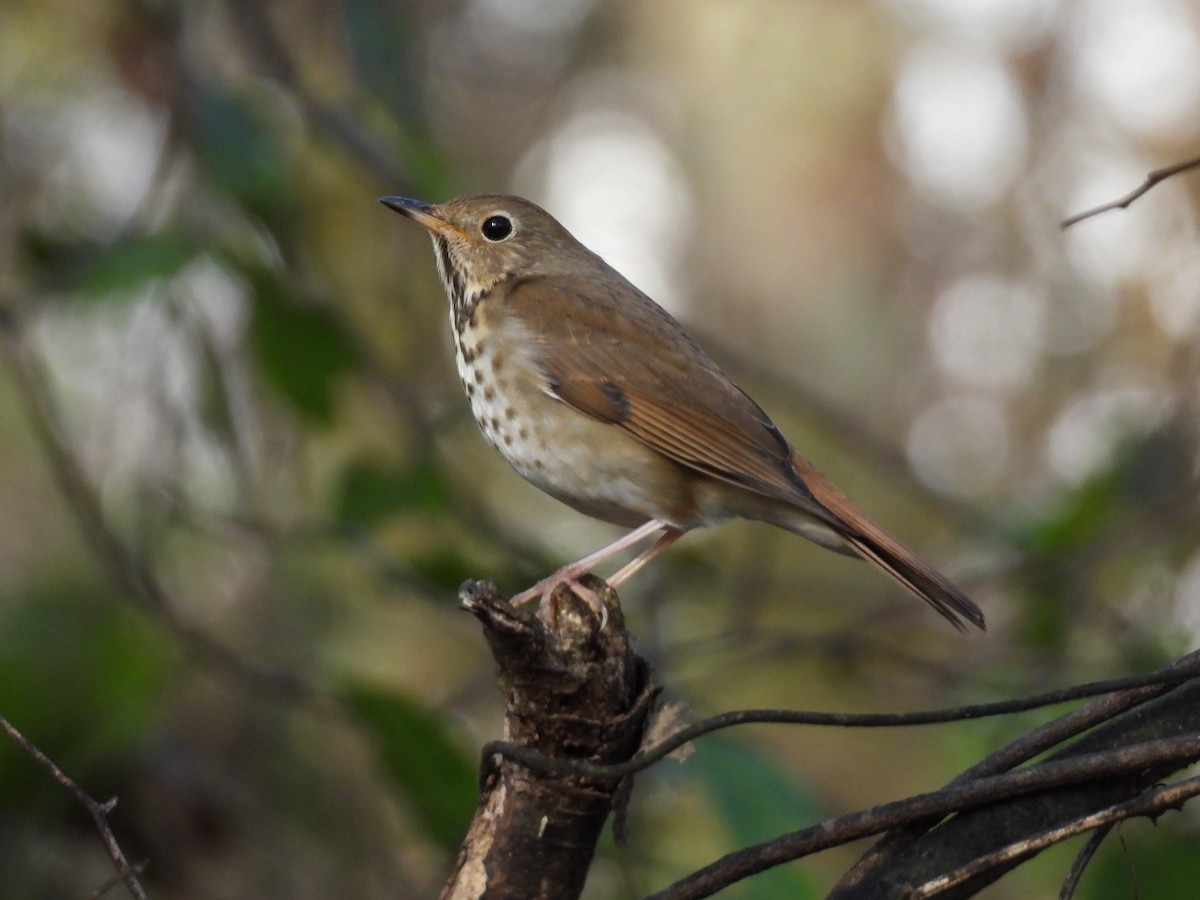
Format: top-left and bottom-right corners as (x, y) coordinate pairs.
(0, 583), (175, 794)
(335, 456), (453, 526)
(0, 0), (1198, 897)
(189, 85), (293, 216)
(1081, 818), (1200, 900)
(338, 678), (477, 852)
(692, 736), (825, 900)
(24, 233), (200, 298)
(247, 266), (361, 425)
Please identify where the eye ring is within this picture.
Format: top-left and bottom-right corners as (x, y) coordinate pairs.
(481, 214), (515, 242)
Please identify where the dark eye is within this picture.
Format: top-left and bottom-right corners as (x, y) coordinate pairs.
(481, 214), (514, 242)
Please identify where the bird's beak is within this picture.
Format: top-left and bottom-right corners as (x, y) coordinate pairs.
(380, 196), (465, 239)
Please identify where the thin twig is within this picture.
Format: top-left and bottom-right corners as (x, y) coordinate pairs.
(88, 862), (149, 900)
(911, 775), (1200, 897)
(1060, 156), (1200, 229)
(1059, 824), (1112, 900)
(0, 714), (148, 900)
(834, 650), (1197, 889)
(484, 660), (1200, 782)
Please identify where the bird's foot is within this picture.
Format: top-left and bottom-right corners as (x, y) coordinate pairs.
(511, 573), (608, 629)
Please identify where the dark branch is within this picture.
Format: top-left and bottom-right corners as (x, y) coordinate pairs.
(1, 714), (147, 900)
(1059, 826), (1111, 900)
(828, 674), (1200, 899)
(484, 653), (1200, 783)
(647, 733), (1200, 900)
(837, 647), (1200, 884)
(909, 776), (1200, 897)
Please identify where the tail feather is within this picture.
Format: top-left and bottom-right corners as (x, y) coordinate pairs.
(838, 530), (984, 632)
(790, 452), (985, 632)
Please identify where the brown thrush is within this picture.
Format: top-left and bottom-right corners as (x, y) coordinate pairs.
(381, 194), (984, 631)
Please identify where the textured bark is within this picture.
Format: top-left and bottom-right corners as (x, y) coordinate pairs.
(440, 578), (654, 900)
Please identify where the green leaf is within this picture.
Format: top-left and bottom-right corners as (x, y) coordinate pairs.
(22, 232), (197, 299)
(692, 735), (825, 900)
(189, 85), (288, 212)
(338, 679), (477, 851)
(1008, 428), (1194, 651)
(1015, 470), (1119, 557)
(0, 583), (175, 802)
(74, 235), (197, 294)
(335, 457), (452, 527)
(408, 549), (484, 592)
(340, 1), (451, 196)
(343, 0), (417, 111)
(1016, 428), (1191, 558)
(248, 270), (359, 425)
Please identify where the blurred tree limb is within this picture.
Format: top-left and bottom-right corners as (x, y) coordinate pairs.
(0, 302), (317, 704)
(227, 0), (419, 193)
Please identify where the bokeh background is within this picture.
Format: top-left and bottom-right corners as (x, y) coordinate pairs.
(2, 0), (1200, 897)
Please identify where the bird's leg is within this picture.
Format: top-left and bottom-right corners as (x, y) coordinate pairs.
(510, 519), (668, 612)
(607, 528), (683, 588)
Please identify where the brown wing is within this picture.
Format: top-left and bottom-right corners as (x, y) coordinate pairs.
(503, 274), (840, 527)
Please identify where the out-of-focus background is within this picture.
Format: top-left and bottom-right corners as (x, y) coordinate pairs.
(1, 0), (1199, 896)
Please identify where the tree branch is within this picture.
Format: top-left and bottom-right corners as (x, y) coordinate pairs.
(0, 714), (147, 899)
(1060, 156), (1200, 228)
(482, 653), (1200, 784)
(441, 579), (655, 900)
(829, 674), (1200, 898)
(648, 732), (1200, 900)
(909, 774), (1200, 897)
(837, 647), (1200, 885)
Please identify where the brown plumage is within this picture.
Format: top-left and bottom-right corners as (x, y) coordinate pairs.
(382, 193), (984, 631)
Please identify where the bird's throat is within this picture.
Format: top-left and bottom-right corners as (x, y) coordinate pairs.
(434, 234), (501, 335)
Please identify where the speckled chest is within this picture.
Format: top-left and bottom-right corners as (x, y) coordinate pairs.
(451, 295), (545, 477)
(442, 273), (683, 528)
(449, 296), (685, 530)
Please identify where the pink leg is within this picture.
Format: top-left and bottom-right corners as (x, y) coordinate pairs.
(510, 519), (668, 607)
(607, 529), (684, 588)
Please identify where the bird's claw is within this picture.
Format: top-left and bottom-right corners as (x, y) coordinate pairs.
(513, 577), (609, 630)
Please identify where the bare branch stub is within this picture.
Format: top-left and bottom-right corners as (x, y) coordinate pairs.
(441, 578), (655, 900)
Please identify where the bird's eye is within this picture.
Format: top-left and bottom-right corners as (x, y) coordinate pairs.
(481, 214), (514, 242)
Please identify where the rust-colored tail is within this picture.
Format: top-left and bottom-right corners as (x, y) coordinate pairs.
(791, 452), (985, 631)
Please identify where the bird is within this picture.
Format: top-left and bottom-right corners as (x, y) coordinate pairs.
(381, 193), (984, 631)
